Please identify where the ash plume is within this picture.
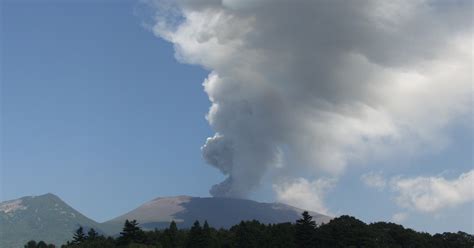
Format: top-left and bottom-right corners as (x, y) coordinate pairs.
(146, 0), (473, 201)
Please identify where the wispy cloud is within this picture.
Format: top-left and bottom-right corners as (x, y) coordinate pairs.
(392, 212), (409, 223)
(391, 170), (474, 213)
(273, 177), (336, 215)
(361, 172), (387, 191)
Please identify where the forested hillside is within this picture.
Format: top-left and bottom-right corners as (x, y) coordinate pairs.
(25, 212), (473, 248)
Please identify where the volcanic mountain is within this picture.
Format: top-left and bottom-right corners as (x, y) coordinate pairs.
(0, 194), (331, 247)
(103, 195), (331, 233)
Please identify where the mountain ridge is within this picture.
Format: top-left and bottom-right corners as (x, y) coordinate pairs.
(0, 193), (331, 248)
(103, 195), (331, 233)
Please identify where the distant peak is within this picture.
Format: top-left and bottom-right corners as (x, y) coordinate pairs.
(20, 193), (64, 204)
(0, 193), (61, 205)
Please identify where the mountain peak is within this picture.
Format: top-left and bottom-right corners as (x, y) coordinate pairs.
(1, 194), (332, 248)
(39, 192), (59, 198)
(1, 193), (61, 204)
(104, 195), (331, 232)
(0, 193), (102, 248)
(28, 193), (62, 201)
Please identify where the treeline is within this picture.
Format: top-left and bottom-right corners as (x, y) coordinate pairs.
(25, 212), (474, 248)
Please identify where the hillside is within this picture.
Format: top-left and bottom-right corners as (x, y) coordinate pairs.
(103, 196), (331, 233)
(0, 194), (330, 247)
(0, 193), (104, 248)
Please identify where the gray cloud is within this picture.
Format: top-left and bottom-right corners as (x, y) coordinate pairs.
(147, 0), (472, 200)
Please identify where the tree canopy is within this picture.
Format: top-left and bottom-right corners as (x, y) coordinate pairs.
(26, 213), (473, 248)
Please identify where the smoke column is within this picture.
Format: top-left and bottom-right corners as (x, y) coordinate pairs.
(147, 0), (472, 204)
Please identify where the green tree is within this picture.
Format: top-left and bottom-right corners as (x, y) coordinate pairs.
(268, 223), (296, 248)
(232, 220), (268, 248)
(315, 215), (376, 247)
(162, 221), (179, 248)
(118, 219), (146, 245)
(295, 211), (316, 248)
(202, 220), (213, 248)
(72, 226), (86, 244)
(87, 228), (99, 240)
(186, 220), (204, 248)
(24, 240), (37, 248)
(37, 241), (48, 248)
(53, 212), (473, 248)
(432, 231), (474, 248)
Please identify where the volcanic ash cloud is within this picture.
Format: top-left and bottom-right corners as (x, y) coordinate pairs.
(148, 0), (473, 200)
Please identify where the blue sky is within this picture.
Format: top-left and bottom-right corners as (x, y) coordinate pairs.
(2, 0), (220, 220)
(1, 0), (472, 234)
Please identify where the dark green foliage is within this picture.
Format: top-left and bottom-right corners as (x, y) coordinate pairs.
(24, 240), (56, 248)
(202, 221), (213, 248)
(37, 241), (48, 248)
(25, 241), (37, 248)
(87, 228), (99, 240)
(160, 221), (180, 248)
(72, 227), (86, 244)
(295, 211), (316, 248)
(432, 231), (474, 248)
(267, 222), (296, 248)
(369, 221), (432, 247)
(26, 213), (474, 248)
(118, 219), (146, 246)
(61, 232), (116, 248)
(187, 220), (206, 248)
(232, 220), (269, 248)
(315, 215), (376, 247)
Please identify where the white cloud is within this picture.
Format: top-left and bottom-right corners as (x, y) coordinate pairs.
(391, 170), (474, 213)
(146, 0), (473, 198)
(273, 177), (336, 215)
(361, 172), (387, 190)
(392, 212), (409, 223)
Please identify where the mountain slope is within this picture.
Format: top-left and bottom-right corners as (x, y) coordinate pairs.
(0, 194), (331, 247)
(103, 196), (331, 233)
(0, 193), (103, 248)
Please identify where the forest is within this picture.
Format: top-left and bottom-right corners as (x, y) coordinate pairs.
(25, 212), (474, 248)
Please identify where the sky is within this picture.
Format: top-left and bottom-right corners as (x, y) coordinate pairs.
(1, 0), (473, 234)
